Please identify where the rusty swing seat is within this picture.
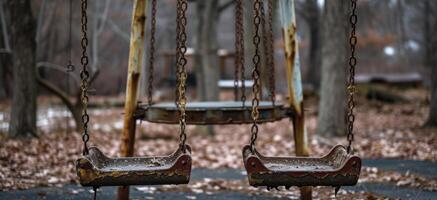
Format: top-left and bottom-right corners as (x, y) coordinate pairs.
(76, 145), (192, 187)
(242, 144), (361, 188)
(137, 101), (293, 125)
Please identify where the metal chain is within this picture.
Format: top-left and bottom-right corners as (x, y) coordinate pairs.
(237, 0), (246, 104)
(176, 0), (188, 152)
(260, 0), (267, 99)
(147, 0), (157, 105)
(175, 0), (181, 108)
(346, 0), (358, 154)
(233, 0), (241, 101)
(80, 0), (90, 156)
(67, 0), (74, 71)
(66, 0), (75, 136)
(249, 0), (262, 152)
(267, 0), (275, 105)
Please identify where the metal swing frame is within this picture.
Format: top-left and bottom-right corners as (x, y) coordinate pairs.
(136, 101), (292, 125)
(136, 0), (288, 126)
(74, 0), (361, 199)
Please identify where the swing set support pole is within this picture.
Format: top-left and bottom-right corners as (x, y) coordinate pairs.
(117, 0), (148, 199)
(279, 0), (312, 199)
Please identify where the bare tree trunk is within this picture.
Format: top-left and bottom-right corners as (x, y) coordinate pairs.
(194, 1), (205, 100)
(305, 0), (321, 89)
(0, 62), (4, 99)
(317, 0), (349, 137)
(0, 52), (10, 100)
(35, 0), (49, 80)
(424, 0), (437, 127)
(0, 58), (7, 99)
(195, 1), (220, 101)
(244, 0), (254, 90)
(7, 0), (37, 137)
(0, 0), (11, 100)
(425, 62), (437, 127)
(194, 1), (221, 136)
(0, 54), (11, 98)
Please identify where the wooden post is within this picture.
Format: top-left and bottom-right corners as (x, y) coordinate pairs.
(117, 0), (147, 199)
(279, 0), (312, 199)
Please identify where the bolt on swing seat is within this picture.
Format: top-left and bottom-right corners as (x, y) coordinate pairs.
(242, 145), (361, 188)
(137, 101), (293, 125)
(76, 145), (192, 187)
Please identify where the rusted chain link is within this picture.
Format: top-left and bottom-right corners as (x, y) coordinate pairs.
(65, 0), (75, 136)
(249, 0), (262, 152)
(236, 0), (246, 104)
(147, 0), (157, 105)
(347, 0), (358, 154)
(175, 0), (181, 108)
(234, 0), (242, 101)
(176, 0), (188, 152)
(260, 0), (267, 99)
(80, 0), (90, 156)
(67, 0), (75, 72)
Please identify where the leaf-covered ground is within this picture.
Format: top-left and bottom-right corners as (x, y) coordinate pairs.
(0, 87), (436, 198)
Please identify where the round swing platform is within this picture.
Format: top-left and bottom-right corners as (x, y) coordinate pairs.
(242, 145), (361, 188)
(76, 145), (192, 187)
(136, 101), (294, 125)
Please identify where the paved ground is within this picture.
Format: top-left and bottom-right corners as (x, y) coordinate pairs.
(363, 159), (437, 179)
(1, 186), (288, 200)
(1, 159), (436, 200)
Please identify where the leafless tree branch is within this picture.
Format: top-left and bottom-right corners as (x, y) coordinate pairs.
(36, 62), (80, 84)
(97, 0), (111, 35)
(105, 18), (130, 42)
(91, 0), (112, 73)
(36, 73), (75, 114)
(36, 71), (83, 132)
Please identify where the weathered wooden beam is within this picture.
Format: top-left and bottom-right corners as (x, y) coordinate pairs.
(279, 0), (312, 199)
(117, 0), (147, 199)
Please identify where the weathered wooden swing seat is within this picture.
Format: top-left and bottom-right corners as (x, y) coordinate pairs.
(137, 101), (293, 125)
(243, 145), (361, 187)
(76, 145), (192, 187)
